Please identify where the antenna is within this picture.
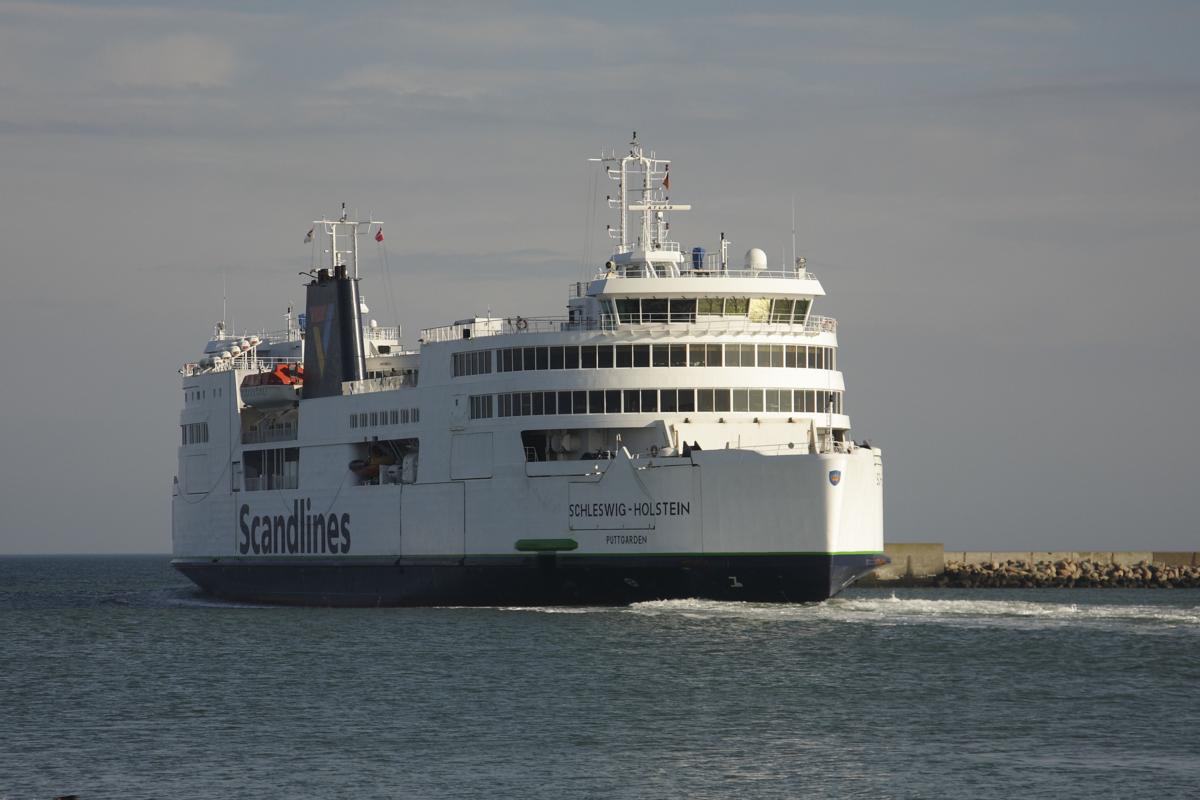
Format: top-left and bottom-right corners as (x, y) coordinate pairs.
(221, 269), (228, 337)
(791, 194), (797, 271)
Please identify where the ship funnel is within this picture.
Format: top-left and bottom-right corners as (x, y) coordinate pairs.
(301, 265), (366, 399)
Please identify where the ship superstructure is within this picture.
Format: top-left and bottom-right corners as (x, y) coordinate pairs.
(172, 137), (886, 605)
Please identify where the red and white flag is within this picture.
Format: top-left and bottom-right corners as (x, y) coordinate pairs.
(375, 227), (384, 243)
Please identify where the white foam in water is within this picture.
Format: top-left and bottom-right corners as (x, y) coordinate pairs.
(494, 606), (609, 614)
(625, 595), (1200, 631)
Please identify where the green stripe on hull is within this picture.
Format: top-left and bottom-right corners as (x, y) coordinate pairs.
(514, 538), (580, 552)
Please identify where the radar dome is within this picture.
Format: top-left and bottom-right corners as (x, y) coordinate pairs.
(744, 247), (768, 271)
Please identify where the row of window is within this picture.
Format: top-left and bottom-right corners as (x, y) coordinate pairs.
(185, 387), (224, 403)
(349, 408), (421, 429)
(181, 422), (210, 446)
(243, 447), (299, 492)
(452, 350), (492, 377)
(470, 395), (494, 419)
(609, 297), (811, 324)
(458, 342), (836, 376)
(471, 388), (844, 419)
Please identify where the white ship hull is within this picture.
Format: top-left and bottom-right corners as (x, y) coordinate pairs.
(173, 444), (884, 605)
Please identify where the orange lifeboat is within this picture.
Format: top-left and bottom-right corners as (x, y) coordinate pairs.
(240, 363), (304, 408)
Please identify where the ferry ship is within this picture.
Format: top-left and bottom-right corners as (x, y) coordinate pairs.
(172, 136), (887, 605)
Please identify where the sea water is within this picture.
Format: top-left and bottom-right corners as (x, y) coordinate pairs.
(1, 556), (1197, 799)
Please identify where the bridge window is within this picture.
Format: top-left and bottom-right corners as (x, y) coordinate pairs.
(616, 299), (640, 323)
(725, 298), (749, 316)
(770, 299), (795, 323)
(642, 299), (668, 322)
(669, 298), (696, 322)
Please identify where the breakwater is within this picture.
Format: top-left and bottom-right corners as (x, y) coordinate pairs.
(939, 558), (1200, 589)
(861, 544), (1200, 588)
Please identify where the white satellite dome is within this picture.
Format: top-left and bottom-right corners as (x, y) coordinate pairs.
(744, 247), (768, 271)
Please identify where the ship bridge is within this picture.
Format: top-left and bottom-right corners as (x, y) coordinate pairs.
(565, 133), (826, 332)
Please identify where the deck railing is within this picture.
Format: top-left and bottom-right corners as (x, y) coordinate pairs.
(242, 423), (298, 445)
(420, 314), (837, 343)
(590, 263), (818, 281)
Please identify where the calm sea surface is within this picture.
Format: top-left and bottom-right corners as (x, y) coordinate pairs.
(1, 556), (1198, 799)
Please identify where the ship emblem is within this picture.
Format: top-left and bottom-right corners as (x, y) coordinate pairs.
(828, 470), (842, 486)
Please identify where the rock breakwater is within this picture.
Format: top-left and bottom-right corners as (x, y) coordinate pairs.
(938, 559), (1200, 589)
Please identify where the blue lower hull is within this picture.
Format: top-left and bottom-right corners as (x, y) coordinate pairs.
(173, 554), (887, 606)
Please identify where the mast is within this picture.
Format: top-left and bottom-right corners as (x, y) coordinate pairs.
(592, 133), (691, 274)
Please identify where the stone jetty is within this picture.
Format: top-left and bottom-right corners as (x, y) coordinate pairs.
(860, 544), (1200, 588)
(938, 558), (1200, 589)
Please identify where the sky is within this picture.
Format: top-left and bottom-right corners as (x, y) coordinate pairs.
(0, 0), (1197, 554)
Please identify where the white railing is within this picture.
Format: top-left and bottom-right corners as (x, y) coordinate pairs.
(367, 326), (401, 342)
(182, 355), (303, 376)
(243, 476), (299, 492)
(613, 241), (683, 255)
(744, 439), (860, 456)
(342, 374), (417, 394)
(242, 423), (298, 445)
(420, 314), (837, 343)
(596, 267), (818, 281)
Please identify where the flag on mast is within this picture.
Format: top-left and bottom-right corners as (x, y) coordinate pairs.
(375, 227), (385, 243)
(304, 228), (314, 243)
(662, 164), (670, 191)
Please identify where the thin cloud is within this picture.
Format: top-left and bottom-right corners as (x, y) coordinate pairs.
(327, 66), (489, 101)
(100, 34), (237, 88)
(974, 14), (1077, 35)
